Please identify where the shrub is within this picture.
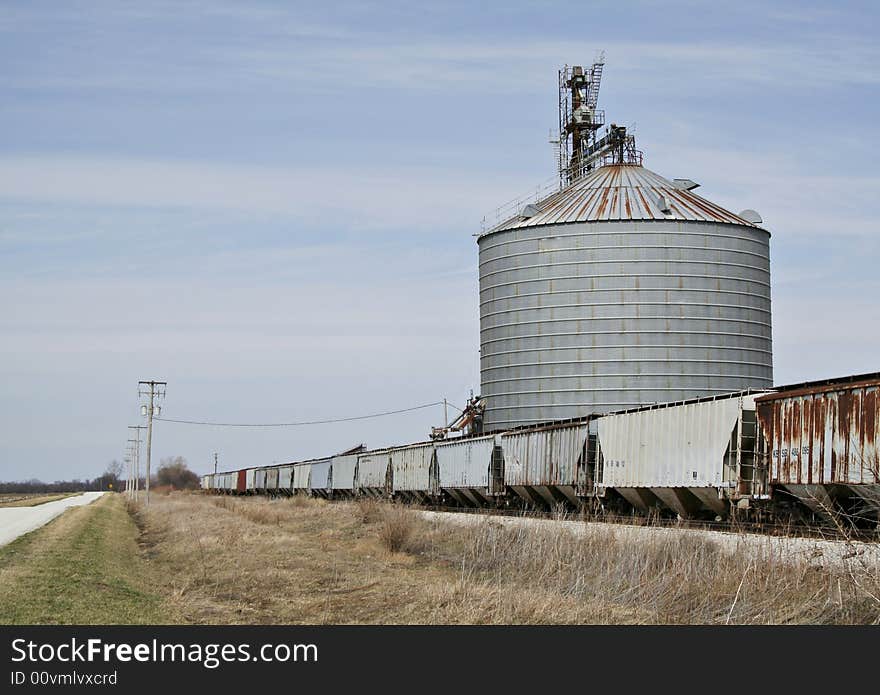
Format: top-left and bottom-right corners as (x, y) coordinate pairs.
(379, 504), (416, 553)
(353, 498), (383, 524)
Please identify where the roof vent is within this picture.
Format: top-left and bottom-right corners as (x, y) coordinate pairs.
(739, 209), (763, 224)
(521, 203), (542, 218)
(672, 178), (700, 191)
(656, 194), (671, 214)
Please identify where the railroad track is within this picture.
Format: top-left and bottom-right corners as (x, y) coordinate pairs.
(203, 490), (880, 543)
(418, 503), (880, 544)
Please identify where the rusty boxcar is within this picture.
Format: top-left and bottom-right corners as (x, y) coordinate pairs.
(756, 372), (880, 521)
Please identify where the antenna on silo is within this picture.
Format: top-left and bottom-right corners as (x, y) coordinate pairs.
(557, 52), (606, 186)
(556, 52), (643, 185)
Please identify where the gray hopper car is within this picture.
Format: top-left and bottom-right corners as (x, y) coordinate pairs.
(595, 390), (768, 517)
(200, 373), (880, 525)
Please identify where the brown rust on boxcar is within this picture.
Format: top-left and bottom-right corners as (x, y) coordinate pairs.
(804, 397), (815, 483)
(814, 398), (825, 484)
(756, 373), (880, 487)
(839, 389), (852, 482)
(864, 393), (878, 478)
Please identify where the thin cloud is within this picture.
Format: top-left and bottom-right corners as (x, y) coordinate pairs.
(1, 1), (877, 480)
(0, 156), (523, 225)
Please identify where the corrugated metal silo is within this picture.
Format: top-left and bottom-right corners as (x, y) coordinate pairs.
(478, 163), (773, 431)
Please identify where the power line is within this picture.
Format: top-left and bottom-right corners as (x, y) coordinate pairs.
(153, 401), (451, 428)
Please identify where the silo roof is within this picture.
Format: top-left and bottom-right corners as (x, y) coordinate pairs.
(484, 164), (761, 234)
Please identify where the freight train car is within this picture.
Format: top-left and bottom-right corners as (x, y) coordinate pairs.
(355, 450), (392, 497)
(278, 464), (293, 495)
(198, 373), (879, 527)
(266, 466), (279, 494)
(204, 471), (242, 494)
(596, 390), (768, 517)
(254, 466), (278, 496)
(756, 372), (880, 522)
(330, 453), (359, 498)
(389, 442), (437, 503)
(501, 418), (592, 507)
(309, 458), (333, 498)
(435, 434), (502, 506)
(291, 462), (311, 494)
(253, 467), (267, 493)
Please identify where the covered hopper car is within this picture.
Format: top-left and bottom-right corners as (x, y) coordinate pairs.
(201, 373), (880, 527)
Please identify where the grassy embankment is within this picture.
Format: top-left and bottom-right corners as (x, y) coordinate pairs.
(136, 493), (880, 624)
(0, 494), (172, 624)
(2, 491), (879, 624)
(0, 492), (78, 508)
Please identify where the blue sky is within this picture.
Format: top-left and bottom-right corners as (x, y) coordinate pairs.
(1, 1), (878, 481)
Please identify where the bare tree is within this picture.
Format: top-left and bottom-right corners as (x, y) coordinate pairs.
(157, 456), (200, 491)
(100, 459), (124, 491)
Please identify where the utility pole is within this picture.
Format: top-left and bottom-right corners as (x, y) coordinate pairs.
(128, 425), (145, 502)
(127, 438), (138, 497)
(443, 398), (448, 428)
(214, 452), (218, 476)
(126, 438), (137, 498)
(124, 455), (131, 497)
(138, 380), (167, 506)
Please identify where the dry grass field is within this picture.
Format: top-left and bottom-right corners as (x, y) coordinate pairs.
(135, 493), (880, 625)
(136, 494), (464, 624)
(2, 491), (877, 624)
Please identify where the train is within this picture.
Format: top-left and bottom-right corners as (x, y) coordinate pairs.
(201, 372), (880, 527)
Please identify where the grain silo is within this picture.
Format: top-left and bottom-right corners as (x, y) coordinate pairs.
(478, 59), (772, 431)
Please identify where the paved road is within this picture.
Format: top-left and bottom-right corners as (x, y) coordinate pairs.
(0, 492), (106, 547)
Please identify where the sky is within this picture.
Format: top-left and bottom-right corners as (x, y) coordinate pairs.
(1, 0), (878, 482)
